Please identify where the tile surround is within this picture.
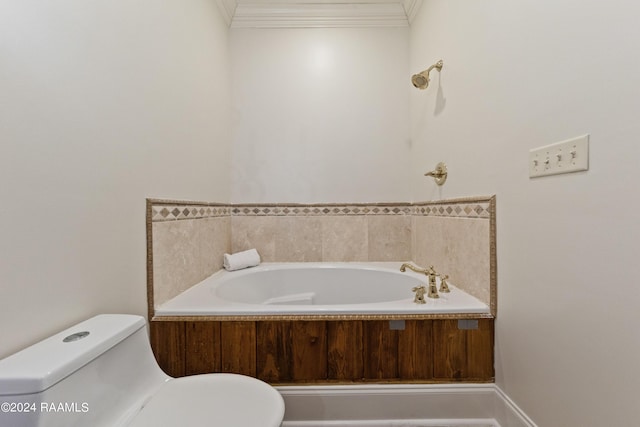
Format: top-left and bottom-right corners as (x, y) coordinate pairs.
(413, 216), (491, 305)
(147, 197), (496, 316)
(368, 215), (412, 261)
(151, 216), (231, 306)
(230, 214), (413, 263)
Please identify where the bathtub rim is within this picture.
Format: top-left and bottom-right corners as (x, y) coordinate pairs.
(151, 312), (495, 322)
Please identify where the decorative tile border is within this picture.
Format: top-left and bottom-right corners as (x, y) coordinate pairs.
(231, 204), (413, 217)
(148, 197), (493, 222)
(151, 205), (231, 222)
(413, 201), (491, 219)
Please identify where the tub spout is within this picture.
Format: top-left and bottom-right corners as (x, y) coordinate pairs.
(400, 263), (428, 274)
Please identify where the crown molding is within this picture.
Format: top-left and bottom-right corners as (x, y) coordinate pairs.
(216, 0), (237, 26)
(402, 0), (422, 24)
(218, 0), (423, 28)
(230, 3), (409, 28)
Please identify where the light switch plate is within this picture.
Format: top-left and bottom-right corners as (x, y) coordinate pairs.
(529, 134), (589, 178)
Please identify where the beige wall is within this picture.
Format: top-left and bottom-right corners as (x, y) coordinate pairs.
(0, 1), (232, 359)
(229, 27), (412, 203)
(410, 1), (640, 425)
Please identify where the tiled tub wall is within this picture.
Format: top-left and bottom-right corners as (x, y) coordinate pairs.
(231, 204), (413, 263)
(147, 196), (496, 314)
(413, 199), (495, 311)
(147, 202), (232, 308)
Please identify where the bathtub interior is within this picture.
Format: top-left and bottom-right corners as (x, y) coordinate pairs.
(214, 267), (422, 305)
(154, 263), (491, 316)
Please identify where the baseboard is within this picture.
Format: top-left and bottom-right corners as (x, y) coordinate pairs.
(282, 421), (497, 427)
(276, 384), (537, 427)
(493, 386), (538, 427)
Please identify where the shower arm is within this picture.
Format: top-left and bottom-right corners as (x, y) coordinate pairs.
(424, 60), (443, 75)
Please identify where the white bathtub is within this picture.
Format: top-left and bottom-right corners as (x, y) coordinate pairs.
(155, 262), (490, 317)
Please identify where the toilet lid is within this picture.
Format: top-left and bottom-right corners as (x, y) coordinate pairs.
(128, 373), (284, 427)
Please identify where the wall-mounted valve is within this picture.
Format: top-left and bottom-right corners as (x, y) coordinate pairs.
(424, 162), (448, 185)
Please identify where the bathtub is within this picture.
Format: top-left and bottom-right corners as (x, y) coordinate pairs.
(155, 262), (490, 317)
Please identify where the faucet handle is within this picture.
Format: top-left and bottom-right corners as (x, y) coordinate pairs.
(439, 274), (451, 293)
(412, 286), (427, 304)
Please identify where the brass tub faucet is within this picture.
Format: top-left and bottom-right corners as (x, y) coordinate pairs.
(425, 265), (439, 299)
(400, 263), (441, 299)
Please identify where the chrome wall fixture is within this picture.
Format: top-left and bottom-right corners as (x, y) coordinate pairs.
(424, 162), (448, 185)
(411, 60), (443, 90)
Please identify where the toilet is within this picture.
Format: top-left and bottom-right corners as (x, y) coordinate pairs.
(0, 314), (285, 427)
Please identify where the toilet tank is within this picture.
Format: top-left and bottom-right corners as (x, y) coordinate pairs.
(0, 314), (170, 427)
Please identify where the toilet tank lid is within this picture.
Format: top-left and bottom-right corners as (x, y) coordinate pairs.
(0, 314), (146, 396)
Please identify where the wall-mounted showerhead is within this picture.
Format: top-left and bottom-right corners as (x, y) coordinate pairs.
(411, 60), (443, 90)
(411, 73), (430, 89)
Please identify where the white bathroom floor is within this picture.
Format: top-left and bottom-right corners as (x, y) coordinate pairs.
(282, 420), (500, 427)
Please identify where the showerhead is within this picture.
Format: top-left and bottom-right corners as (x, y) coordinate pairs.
(411, 72), (431, 89)
(411, 60), (443, 90)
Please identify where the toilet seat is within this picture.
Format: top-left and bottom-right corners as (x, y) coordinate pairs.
(128, 373), (285, 427)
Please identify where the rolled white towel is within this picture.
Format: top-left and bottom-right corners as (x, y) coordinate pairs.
(223, 249), (261, 271)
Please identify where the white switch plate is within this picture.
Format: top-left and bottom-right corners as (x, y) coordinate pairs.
(529, 134), (589, 178)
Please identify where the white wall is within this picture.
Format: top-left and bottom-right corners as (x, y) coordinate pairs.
(410, 1), (640, 425)
(0, 0), (232, 359)
(230, 27), (411, 203)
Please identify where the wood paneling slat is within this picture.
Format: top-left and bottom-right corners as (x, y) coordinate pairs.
(327, 320), (363, 380)
(185, 321), (221, 375)
(220, 321), (256, 376)
(363, 321), (398, 380)
(433, 320), (464, 379)
(433, 319), (494, 380)
(467, 319), (494, 379)
(150, 321), (185, 377)
(291, 321), (327, 381)
(256, 321), (292, 382)
(398, 320), (433, 380)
